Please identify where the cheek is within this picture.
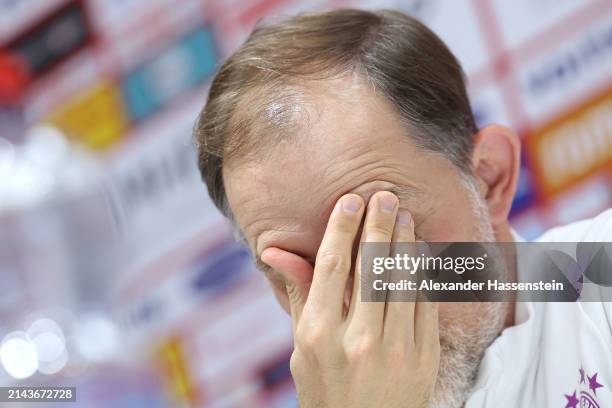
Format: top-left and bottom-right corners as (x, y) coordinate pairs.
(438, 302), (481, 328)
(438, 302), (462, 320)
(426, 213), (475, 241)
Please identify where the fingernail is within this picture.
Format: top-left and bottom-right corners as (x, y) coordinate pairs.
(342, 194), (362, 213)
(378, 193), (397, 213)
(397, 210), (413, 226)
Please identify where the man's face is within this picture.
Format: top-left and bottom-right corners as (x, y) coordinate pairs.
(224, 74), (508, 406)
(225, 74), (495, 287)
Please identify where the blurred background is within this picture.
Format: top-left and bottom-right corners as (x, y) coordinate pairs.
(0, 0), (610, 406)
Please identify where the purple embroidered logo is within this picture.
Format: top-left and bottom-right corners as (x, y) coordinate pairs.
(564, 366), (604, 408)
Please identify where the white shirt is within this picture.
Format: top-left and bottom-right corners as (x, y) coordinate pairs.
(466, 209), (612, 408)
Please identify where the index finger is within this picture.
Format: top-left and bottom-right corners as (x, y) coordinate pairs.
(304, 193), (365, 324)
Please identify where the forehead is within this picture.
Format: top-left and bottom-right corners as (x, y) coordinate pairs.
(223, 74), (428, 254)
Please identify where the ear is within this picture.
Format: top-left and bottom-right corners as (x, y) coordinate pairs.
(471, 125), (521, 226)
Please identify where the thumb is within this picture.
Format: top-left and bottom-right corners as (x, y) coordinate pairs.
(261, 247), (314, 325)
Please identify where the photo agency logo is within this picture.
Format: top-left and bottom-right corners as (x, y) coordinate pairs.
(360, 242), (612, 302)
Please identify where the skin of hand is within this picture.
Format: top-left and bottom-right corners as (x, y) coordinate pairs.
(261, 191), (440, 408)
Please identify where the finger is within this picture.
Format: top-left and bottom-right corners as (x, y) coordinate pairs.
(308, 193), (365, 323)
(348, 191), (398, 335)
(384, 209), (417, 342)
(261, 247), (313, 326)
(415, 300), (439, 354)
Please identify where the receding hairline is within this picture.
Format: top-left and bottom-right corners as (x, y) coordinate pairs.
(195, 8), (477, 225)
(222, 68), (390, 167)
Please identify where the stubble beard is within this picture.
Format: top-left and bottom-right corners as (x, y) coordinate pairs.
(430, 178), (509, 408)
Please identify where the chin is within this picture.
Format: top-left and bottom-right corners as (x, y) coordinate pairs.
(431, 301), (508, 408)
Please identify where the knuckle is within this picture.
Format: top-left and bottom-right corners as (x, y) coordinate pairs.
(289, 352), (304, 376)
(343, 334), (378, 363)
(295, 324), (327, 350)
(316, 252), (349, 275)
(365, 222), (394, 239)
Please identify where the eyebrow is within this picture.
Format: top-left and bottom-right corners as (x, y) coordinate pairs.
(254, 254), (272, 275)
(250, 184), (423, 275)
(229, 224), (275, 275)
(387, 184), (424, 205)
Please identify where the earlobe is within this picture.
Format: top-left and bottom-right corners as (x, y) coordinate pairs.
(471, 125), (521, 225)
